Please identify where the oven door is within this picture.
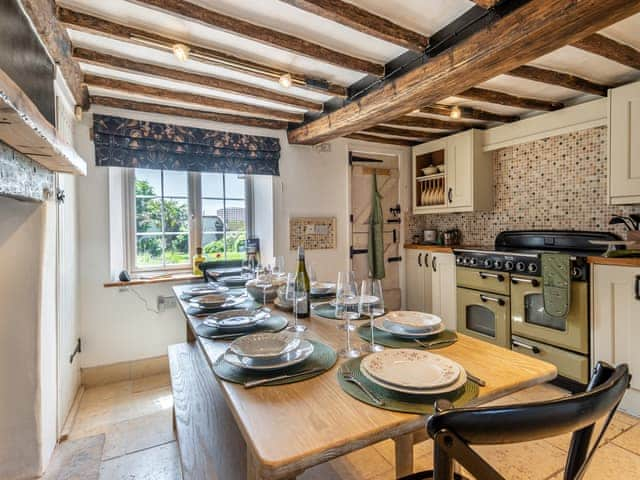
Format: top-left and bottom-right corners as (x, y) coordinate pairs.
(510, 276), (588, 354)
(456, 287), (510, 348)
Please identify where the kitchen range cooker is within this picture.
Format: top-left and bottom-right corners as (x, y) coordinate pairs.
(454, 230), (619, 391)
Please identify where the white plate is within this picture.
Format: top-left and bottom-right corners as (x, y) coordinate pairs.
(229, 332), (301, 359)
(185, 285), (229, 296)
(190, 295), (247, 310)
(224, 340), (314, 371)
(204, 310), (268, 330)
(373, 316), (445, 338)
(220, 275), (252, 286)
(361, 363), (467, 395)
(361, 349), (460, 390)
(311, 282), (336, 295)
(190, 293), (227, 307)
(382, 311), (442, 333)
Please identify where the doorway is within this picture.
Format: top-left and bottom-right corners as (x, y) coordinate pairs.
(349, 153), (402, 310)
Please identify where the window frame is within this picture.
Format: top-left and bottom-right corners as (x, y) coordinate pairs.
(124, 168), (253, 274)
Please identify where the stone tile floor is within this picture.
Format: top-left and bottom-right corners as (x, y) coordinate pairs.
(49, 374), (640, 479)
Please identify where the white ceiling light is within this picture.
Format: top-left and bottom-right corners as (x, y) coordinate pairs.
(172, 43), (191, 62)
(278, 73), (293, 88)
(449, 105), (462, 119)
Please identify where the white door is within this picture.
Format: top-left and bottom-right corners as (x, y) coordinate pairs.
(592, 265), (640, 415)
(405, 249), (426, 312)
(446, 132), (473, 208)
(431, 252), (457, 331)
(56, 173), (81, 434)
(351, 161), (401, 310)
(609, 82), (640, 204)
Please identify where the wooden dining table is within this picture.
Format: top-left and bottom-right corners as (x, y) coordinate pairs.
(172, 284), (557, 480)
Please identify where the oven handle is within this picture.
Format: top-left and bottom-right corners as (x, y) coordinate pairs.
(479, 294), (505, 306)
(479, 272), (505, 282)
(512, 339), (541, 354)
(636, 275), (640, 300)
(511, 277), (540, 287)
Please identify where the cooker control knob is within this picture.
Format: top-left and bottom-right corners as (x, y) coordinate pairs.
(462, 257), (469, 265)
(515, 261), (526, 272)
(494, 260), (503, 270)
(483, 259), (493, 268)
(504, 260), (514, 271)
(528, 263), (538, 274)
(456, 257), (463, 265)
(469, 258), (478, 266)
(571, 266), (583, 279)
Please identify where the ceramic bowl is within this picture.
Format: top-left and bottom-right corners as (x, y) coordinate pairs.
(229, 332), (301, 359)
(421, 166), (438, 175)
(246, 276), (287, 302)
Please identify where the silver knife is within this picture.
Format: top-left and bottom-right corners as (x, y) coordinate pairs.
(244, 368), (325, 388)
(465, 370), (486, 387)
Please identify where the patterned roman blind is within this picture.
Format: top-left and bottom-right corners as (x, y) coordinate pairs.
(92, 114), (280, 176)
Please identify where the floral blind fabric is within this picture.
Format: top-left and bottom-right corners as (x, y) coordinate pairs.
(93, 114), (280, 176)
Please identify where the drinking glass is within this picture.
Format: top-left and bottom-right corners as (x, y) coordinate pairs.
(286, 272), (307, 332)
(272, 256), (285, 277)
(359, 279), (385, 353)
(308, 264), (317, 284)
(255, 267), (273, 308)
(336, 271), (360, 358)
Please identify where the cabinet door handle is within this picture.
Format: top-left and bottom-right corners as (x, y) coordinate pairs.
(479, 294), (505, 306)
(447, 188), (453, 203)
(418, 253), (422, 267)
(512, 339), (541, 354)
(479, 272), (505, 282)
(432, 256), (437, 272)
(511, 277), (540, 287)
(636, 275), (640, 300)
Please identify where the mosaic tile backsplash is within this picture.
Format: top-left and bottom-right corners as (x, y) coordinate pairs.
(407, 127), (640, 246)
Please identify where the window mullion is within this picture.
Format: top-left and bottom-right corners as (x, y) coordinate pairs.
(222, 174), (227, 260)
(160, 170), (167, 269)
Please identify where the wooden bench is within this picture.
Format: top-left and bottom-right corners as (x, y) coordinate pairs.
(169, 342), (247, 480)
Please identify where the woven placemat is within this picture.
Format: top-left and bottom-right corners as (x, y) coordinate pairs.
(195, 315), (288, 340)
(187, 297), (259, 316)
(337, 357), (478, 414)
(357, 324), (458, 350)
(213, 340), (337, 386)
(312, 302), (368, 320)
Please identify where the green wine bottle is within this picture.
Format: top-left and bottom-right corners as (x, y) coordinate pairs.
(296, 246), (311, 318)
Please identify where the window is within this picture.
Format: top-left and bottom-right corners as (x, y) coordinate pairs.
(127, 169), (251, 272)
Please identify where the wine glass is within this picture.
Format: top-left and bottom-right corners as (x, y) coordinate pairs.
(336, 271), (360, 358)
(255, 266), (273, 309)
(272, 256), (285, 277)
(286, 272), (307, 332)
(359, 279), (385, 353)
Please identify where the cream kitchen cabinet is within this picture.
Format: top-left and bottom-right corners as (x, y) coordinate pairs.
(412, 129), (492, 214)
(592, 264), (640, 415)
(609, 81), (640, 204)
(405, 249), (457, 330)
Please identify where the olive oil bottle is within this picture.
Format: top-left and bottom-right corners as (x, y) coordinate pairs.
(296, 246), (311, 318)
(192, 247), (206, 275)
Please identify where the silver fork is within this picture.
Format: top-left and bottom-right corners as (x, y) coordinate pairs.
(342, 365), (384, 406)
(413, 338), (456, 349)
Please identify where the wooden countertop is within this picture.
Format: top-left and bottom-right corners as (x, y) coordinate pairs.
(588, 256), (640, 267)
(404, 244), (454, 252)
(104, 272), (202, 288)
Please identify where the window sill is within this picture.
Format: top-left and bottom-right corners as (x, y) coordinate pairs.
(104, 272), (202, 288)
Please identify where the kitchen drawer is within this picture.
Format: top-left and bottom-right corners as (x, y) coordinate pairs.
(511, 335), (588, 384)
(456, 267), (510, 295)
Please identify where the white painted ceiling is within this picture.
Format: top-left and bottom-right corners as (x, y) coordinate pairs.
(55, 0), (640, 137)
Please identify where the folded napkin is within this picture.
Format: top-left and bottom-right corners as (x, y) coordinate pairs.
(541, 253), (570, 318)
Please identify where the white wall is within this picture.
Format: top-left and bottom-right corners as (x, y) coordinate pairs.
(75, 106), (410, 367)
(0, 198), (44, 479)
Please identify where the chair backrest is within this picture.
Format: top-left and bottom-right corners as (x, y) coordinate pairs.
(427, 362), (630, 480)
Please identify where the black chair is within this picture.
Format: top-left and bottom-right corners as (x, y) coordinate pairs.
(199, 260), (243, 282)
(400, 362), (631, 480)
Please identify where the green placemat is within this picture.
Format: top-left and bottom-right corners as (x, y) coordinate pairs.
(195, 315), (288, 340)
(337, 357), (478, 414)
(213, 340), (337, 386)
(357, 324), (458, 350)
(312, 302), (367, 320)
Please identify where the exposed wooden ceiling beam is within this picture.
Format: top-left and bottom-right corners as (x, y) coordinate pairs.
(507, 65), (610, 96)
(363, 126), (446, 140)
(280, 0), (428, 52)
(90, 96), (288, 129)
(19, 0), (86, 107)
(288, 0), (640, 145)
(345, 133), (417, 146)
(419, 104), (519, 123)
(386, 116), (478, 130)
(83, 74), (303, 123)
(472, 0), (501, 8)
(572, 33), (640, 70)
(56, 7), (347, 98)
(73, 48), (323, 112)
(128, 0), (384, 76)
(459, 87), (563, 111)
